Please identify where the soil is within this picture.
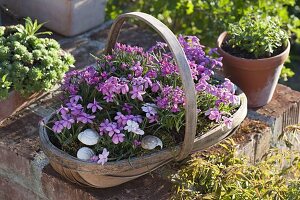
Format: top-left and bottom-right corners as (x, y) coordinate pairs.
(221, 36), (286, 59)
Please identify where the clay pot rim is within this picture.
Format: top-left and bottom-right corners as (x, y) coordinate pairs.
(217, 31), (290, 64)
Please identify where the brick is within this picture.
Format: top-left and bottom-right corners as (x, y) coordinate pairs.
(234, 119), (271, 163)
(0, 177), (42, 200)
(41, 165), (172, 200)
(0, 111), (42, 186)
(248, 84), (300, 147)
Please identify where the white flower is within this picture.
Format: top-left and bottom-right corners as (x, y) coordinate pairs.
(132, 128), (144, 135)
(97, 148), (109, 165)
(124, 120), (139, 132)
(124, 120), (144, 135)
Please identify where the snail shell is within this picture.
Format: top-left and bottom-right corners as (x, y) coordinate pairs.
(78, 129), (100, 146)
(77, 147), (95, 161)
(141, 135), (163, 150)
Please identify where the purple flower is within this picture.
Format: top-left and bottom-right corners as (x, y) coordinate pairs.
(87, 98), (103, 113)
(145, 69), (157, 79)
(151, 82), (160, 92)
(129, 115), (143, 124)
(119, 83), (129, 94)
(66, 102), (83, 116)
(103, 94), (114, 102)
(147, 115), (158, 123)
(112, 133), (125, 144)
(122, 103), (133, 114)
(156, 97), (168, 109)
(52, 121), (64, 133)
(114, 112), (129, 126)
(131, 61), (143, 77)
(57, 106), (69, 116)
(70, 95), (83, 104)
(142, 103), (158, 123)
(97, 148), (109, 165)
(133, 140), (141, 147)
(142, 103), (157, 115)
(61, 114), (75, 129)
(103, 122), (120, 137)
(90, 155), (99, 162)
(222, 116), (233, 129)
(99, 119), (110, 135)
(130, 85), (145, 101)
(222, 78), (235, 94)
(205, 108), (222, 122)
(77, 113), (95, 124)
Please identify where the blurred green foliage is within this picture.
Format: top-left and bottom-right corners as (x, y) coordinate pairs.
(106, 0), (300, 46)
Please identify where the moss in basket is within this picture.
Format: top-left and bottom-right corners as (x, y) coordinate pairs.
(45, 36), (240, 165)
(0, 18), (74, 100)
(222, 15), (289, 59)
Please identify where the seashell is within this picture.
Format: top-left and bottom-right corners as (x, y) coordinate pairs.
(77, 147), (95, 161)
(141, 135), (163, 150)
(78, 129), (100, 146)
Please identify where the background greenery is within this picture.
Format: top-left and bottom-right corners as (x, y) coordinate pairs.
(106, 0), (300, 84)
(106, 0), (300, 46)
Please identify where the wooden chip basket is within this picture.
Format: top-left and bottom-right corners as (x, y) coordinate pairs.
(39, 12), (247, 188)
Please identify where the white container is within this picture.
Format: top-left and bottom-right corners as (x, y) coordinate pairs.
(0, 0), (107, 36)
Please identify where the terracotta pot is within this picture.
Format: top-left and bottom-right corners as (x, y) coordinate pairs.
(217, 32), (290, 108)
(0, 91), (44, 124)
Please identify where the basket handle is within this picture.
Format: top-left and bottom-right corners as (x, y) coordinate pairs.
(104, 12), (197, 161)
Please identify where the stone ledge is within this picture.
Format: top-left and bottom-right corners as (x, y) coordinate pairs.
(248, 84), (300, 147)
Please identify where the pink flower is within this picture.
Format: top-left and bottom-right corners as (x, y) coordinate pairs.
(130, 85), (145, 101)
(112, 133), (125, 144)
(222, 116), (233, 129)
(97, 148), (109, 165)
(205, 108), (222, 122)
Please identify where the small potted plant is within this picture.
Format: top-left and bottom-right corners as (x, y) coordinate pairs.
(39, 12), (247, 188)
(217, 15), (290, 108)
(0, 18), (74, 123)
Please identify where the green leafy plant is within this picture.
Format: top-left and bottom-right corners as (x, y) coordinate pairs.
(0, 18), (75, 100)
(171, 139), (300, 200)
(0, 74), (11, 99)
(224, 15), (289, 59)
(15, 17), (52, 37)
